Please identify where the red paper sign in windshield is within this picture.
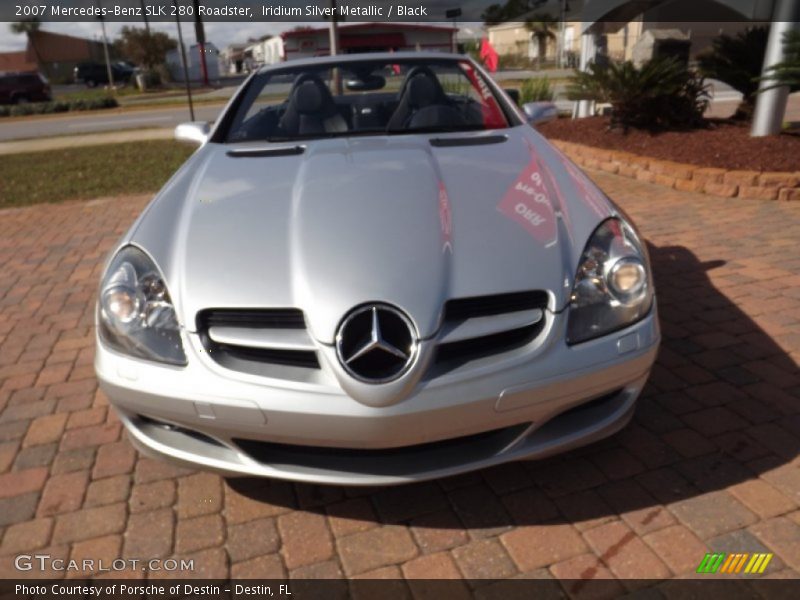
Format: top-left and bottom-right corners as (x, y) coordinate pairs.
(459, 61), (506, 130)
(439, 181), (453, 254)
(497, 147), (558, 246)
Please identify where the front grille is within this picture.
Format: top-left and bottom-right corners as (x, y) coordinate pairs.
(444, 290), (549, 320)
(435, 322), (544, 364)
(433, 291), (549, 369)
(197, 308), (320, 372)
(198, 308), (306, 330)
(211, 344), (320, 369)
(233, 423), (530, 477)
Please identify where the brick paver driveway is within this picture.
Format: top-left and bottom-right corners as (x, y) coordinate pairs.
(1, 171), (799, 589)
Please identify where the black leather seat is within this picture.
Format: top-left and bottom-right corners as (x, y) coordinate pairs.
(278, 74), (348, 136)
(386, 67), (465, 131)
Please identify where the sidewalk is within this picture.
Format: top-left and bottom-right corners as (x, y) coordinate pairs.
(0, 128), (173, 155)
(1, 171), (799, 583)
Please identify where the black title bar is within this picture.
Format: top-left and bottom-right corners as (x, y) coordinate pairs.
(5, 0), (779, 23)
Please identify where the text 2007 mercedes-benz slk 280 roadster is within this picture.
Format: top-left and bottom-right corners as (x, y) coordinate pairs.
(94, 53), (659, 485)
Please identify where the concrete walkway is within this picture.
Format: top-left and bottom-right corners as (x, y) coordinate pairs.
(1, 172), (799, 586)
(0, 128), (173, 155)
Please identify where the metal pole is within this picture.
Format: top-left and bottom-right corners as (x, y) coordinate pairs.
(751, 0), (800, 137)
(174, 1), (195, 121)
(192, 0), (210, 87)
(329, 0), (341, 95)
(558, 0), (566, 68)
(329, 0), (340, 56)
(575, 27), (597, 118)
(97, 1), (115, 91)
(140, 0), (150, 34)
(198, 41), (210, 87)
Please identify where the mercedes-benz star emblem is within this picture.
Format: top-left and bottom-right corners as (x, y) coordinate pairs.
(335, 304), (417, 383)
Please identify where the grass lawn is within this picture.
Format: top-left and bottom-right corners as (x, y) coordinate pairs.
(0, 140), (194, 209)
(54, 88), (140, 103)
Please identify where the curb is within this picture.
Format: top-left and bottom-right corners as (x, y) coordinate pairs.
(551, 140), (800, 202)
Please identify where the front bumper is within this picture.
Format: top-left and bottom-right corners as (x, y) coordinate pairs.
(96, 308), (659, 486)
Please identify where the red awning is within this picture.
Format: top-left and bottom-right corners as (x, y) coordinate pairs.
(340, 33), (406, 49)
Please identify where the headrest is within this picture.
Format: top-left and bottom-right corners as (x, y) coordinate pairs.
(407, 75), (438, 108)
(294, 81), (323, 114)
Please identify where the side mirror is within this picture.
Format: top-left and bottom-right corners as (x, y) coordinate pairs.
(504, 88), (521, 106)
(522, 101), (558, 126)
(175, 121), (210, 145)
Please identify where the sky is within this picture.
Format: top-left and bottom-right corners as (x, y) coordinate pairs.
(0, 20), (296, 53)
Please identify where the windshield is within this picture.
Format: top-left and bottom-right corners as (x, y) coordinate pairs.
(222, 58), (513, 143)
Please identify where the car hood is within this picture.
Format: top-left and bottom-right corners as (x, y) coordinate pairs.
(131, 127), (614, 343)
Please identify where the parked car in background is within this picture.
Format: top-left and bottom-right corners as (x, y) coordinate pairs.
(0, 71), (51, 104)
(74, 61), (134, 87)
(95, 53), (660, 486)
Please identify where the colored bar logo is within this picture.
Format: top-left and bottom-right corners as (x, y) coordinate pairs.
(696, 552), (773, 574)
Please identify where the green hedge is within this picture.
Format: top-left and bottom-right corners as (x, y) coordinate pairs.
(0, 97), (118, 118)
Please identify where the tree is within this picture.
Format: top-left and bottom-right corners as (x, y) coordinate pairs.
(526, 13), (558, 69)
(697, 26), (768, 120)
(114, 26), (176, 70)
(482, 0), (548, 25)
(9, 19), (43, 69)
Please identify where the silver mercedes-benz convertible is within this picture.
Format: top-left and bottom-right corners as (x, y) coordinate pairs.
(94, 53), (659, 485)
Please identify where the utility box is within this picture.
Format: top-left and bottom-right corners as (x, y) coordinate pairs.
(632, 29), (691, 67)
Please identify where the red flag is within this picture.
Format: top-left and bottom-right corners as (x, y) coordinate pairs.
(479, 37), (499, 73)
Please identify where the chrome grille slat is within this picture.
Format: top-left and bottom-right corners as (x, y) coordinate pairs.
(438, 308), (544, 344)
(197, 308), (320, 371)
(443, 290), (549, 320)
(207, 326), (316, 352)
(434, 291), (549, 367)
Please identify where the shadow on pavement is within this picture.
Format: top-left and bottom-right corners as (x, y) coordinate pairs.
(227, 243), (799, 534)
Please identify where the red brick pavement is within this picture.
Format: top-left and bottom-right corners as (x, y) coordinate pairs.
(1, 173), (800, 587)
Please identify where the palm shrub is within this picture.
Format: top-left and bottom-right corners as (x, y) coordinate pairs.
(762, 30), (800, 90)
(567, 57), (709, 131)
(697, 26), (768, 120)
(525, 14), (558, 70)
(520, 77), (554, 103)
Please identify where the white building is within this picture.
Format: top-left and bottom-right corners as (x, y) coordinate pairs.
(246, 36), (284, 67)
(166, 42), (221, 82)
(278, 23), (456, 61)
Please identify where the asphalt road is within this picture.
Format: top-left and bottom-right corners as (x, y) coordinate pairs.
(0, 76), (757, 143)
(0, 104), (225, 142)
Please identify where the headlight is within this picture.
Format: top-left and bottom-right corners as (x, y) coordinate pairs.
(98, 246), (187, 365)
(567, 218), (653, 344)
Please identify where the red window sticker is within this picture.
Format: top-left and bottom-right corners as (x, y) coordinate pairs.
(497, 147), (558, 246)
(438, 181), (453, 254)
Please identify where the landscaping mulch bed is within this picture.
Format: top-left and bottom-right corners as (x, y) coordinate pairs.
(538, 117), (800, 172)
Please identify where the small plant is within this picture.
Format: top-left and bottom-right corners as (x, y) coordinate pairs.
(697, 26), (768, 120)
(568, 57), (709, 131)
(520, 77), (554, 103)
